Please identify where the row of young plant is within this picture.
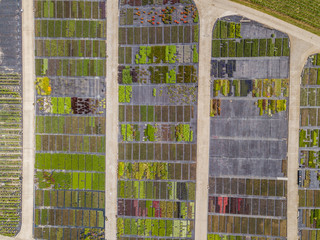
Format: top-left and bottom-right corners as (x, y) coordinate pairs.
(118, 161), (195, 180)
(117, 218), (193, 238)
(0, 73), (23, 236)
(119, 104), (194, 123)
(35, 208), (104, 228)
(35, 58), (106, 77)
(34, 0), (106, 19)
(118, 142), (197, 162)
(35, 189), (105, 209)
(118, 25), (199, 46)
(35, 39), (106, 58)
(120, 123), (193, 142)
(211, 79), (289, 117)
(299, 229), (320, 240)
(35, 20), (106, 38)
(118, 180), (195, 200)
(213, 79), (289, 98)
(118, 199), (195, 219)
(35, 116), (105, 134)
(119, 65), (198, 84)
(300, 87), (320, 107)
(301, 67), (320, 86)
(208, 234), (285, 240)
(34, 224), (105, 239)
(123, 4), (198, 26)
(207, 215), (287, 238)
(35, 135), (105, 153)
(212, 38), (290, 58)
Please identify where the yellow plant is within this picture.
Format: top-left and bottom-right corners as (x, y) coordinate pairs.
(35, 77), (51, 95)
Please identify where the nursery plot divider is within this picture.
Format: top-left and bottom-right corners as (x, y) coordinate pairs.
(20, 0), (36, 237)
(193, 13), (215, 240)
(105, 0), (119, 237)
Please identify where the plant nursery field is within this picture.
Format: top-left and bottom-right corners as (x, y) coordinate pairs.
(33, 0), (106, 239)
(0, 0), (23, 237)
(117, 0), (199, 238)
(0, 73), (23, 237)
(298, 53), (320, 240)
(207, 16), (289, 240)
(230, 0), (320, 36)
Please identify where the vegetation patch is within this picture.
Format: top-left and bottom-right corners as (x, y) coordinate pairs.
(175, 124), (193, 142)
(144, 124), (158, 141)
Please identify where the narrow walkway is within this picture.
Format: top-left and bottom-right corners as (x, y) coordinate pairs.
(286, 38), (319, 240)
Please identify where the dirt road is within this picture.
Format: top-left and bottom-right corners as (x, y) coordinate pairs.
(105, 0), (119, 239)
(17, 0), (35, 239)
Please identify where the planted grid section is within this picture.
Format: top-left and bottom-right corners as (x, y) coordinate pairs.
(33, 0), (106, 239)
(208, 16), (289, 240)
(298, 54), (320, 239)
(0, 0), (23, 236)
(117, 0), (199, 238)
(0, 74), (22, 237)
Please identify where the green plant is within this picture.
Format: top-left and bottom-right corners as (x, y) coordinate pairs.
(193, 45), (199, 63)
(312, 130), (318, 147)
(117, 218), (124, 237)
(51, 97), (72, 114)
(257, 99), (286, 116)
(144, 124), (157, 141)
(194, 25), (199, 42)
(119, 86), (125, 102)
(122, 66), (132, 84)
(166, 69), (176, 83)
(212, 40), (220, 57)
(228, 40), (236, 57)
(235, 23), (242, 38)
(125, 86), (132, 103)
(213, 79), (230, 96)
(236, 40), (244, 57)
(220, 21), (228, 38)
(120, 124), (139, 141)
(227, 22), (235, 38)
(175, 124), (193, 142)
(193, 10), (199, 23)
(135, 46), (150, 64)
(119, 86), (132, 103)
(167, 45), (177, 63)
(42, 59), (48, 75)
(267, 39), (275, 56)
(121, 124), (126, 141)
